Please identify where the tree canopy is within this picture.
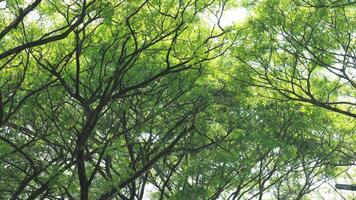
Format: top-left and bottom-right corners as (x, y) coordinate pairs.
(0, 0), (355, 199)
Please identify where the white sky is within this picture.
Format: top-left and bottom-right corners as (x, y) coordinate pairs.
(219, 7), (249, 26)
(204, 7), (250, 27)
(0, 1), (6, 9)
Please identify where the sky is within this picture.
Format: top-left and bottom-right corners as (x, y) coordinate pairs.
(204, 7), (250, 27)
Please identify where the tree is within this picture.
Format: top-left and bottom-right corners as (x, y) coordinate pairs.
(0, 0), (354, 200)
(233, 0), (356, 118)
(0, 0), (232, 199)
(144, 70), (355, 199)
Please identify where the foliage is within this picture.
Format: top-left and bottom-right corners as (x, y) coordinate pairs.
(0, 0), (354, 199)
